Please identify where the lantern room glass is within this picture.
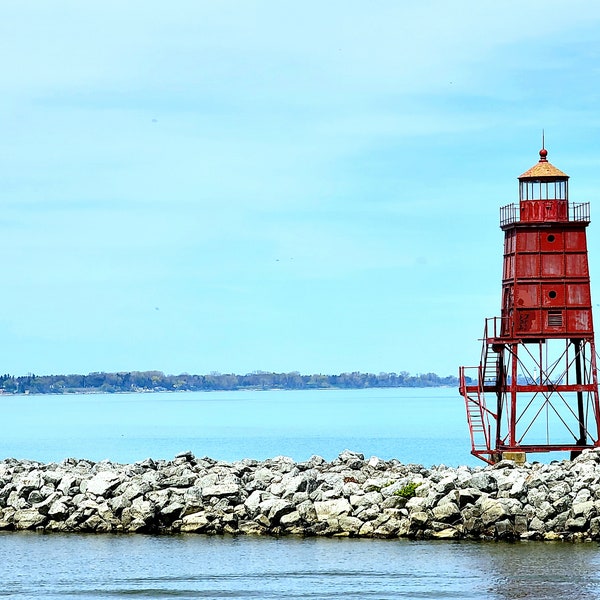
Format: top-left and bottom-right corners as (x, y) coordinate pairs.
(519, 180), (568, 201)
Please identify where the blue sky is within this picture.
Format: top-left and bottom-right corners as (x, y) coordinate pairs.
(3, 1), (600, 377)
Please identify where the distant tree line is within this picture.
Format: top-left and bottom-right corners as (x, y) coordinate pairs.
(0, 370), (461, 394)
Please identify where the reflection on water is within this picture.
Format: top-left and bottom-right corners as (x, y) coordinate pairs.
(2, 533), (600, 600)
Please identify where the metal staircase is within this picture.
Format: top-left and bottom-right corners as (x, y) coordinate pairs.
(482, 344), (500, 388)
(459, 319), (500, 464)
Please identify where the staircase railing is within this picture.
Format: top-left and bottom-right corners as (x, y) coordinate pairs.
(460, 366), (494, 463)
(459, 317), (502, 464)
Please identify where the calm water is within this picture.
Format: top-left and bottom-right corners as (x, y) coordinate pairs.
(1, 388), (598, 600)
(0, 387), (476, 466)
(3, 533), (600, 599)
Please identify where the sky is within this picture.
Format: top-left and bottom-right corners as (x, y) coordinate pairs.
(3, 1), (600, 378)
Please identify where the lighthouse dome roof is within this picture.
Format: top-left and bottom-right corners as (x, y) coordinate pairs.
(518, 148), (569, 180)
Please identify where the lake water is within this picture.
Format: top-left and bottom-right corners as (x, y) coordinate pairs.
(2, 388), (599, 600)
(0, 387), (477, 467)
(3, 532), (600, 599)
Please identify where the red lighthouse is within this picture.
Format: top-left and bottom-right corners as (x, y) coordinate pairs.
(459, 147), (600, 464)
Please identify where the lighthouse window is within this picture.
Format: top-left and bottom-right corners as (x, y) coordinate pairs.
(548, 290), (557, 299)
(547, 234), (555, 243)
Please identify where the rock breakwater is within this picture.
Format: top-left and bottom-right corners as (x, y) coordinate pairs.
(3, 449), (600, 541)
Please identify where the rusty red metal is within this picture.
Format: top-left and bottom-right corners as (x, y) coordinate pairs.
(459, 148), (600, 464)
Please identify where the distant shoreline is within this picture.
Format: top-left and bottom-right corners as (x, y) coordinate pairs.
(2, 384), (458, 396)
(0, 370), (462, 395)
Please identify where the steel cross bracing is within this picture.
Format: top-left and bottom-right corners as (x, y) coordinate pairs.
(460, 324), (600, 463)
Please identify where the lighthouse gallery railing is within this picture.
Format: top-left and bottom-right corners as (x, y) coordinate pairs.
(499, 202), (590, 227)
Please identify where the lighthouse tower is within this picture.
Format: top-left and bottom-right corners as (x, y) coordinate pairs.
(459, 147), (600, 464)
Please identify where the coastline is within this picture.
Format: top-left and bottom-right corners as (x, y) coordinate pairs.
(2, 449), (600, 541)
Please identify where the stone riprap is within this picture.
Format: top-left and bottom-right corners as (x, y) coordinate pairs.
(3, 449), (600, 541)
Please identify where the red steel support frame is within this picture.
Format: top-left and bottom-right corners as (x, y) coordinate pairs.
(460, 336), (600, 463)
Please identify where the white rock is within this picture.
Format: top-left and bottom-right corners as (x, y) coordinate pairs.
(87, 471), (122, 496)
(314, 498), (352, 521)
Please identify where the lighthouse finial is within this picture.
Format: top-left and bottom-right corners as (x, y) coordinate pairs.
(539, 130), (548, 162)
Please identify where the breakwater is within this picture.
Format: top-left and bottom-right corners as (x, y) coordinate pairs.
(2, 449), (600, 541)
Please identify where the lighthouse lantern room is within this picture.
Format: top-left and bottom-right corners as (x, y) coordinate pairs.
(459, 147), (600, 464)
